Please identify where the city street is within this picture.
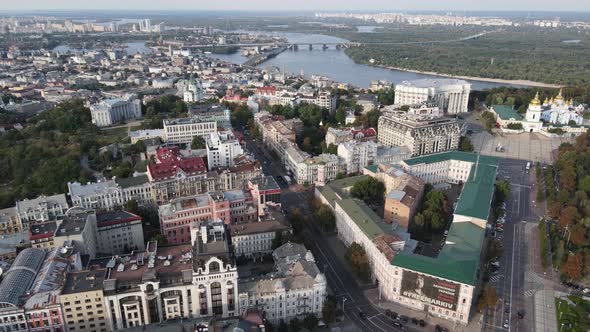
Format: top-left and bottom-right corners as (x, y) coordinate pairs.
(244, 132), (549, 332)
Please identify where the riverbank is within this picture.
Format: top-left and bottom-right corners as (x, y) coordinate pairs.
(369, 64), (563, 89)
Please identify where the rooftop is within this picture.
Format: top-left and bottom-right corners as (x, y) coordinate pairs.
(248, 176), (281, 192)
(96, 210), (142, 228)
(492, 105), (523, 121)
(56, 210), (94, 237)
(148, 147), (207, 181)
(397, 78), (470, 89)
(393, 151), (499, 285)
(62, 267), (108, 295)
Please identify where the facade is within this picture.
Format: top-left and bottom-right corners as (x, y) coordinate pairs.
(182, 78), (203, 103)
(68, 175), (153, 211)
(60, 268), (109, 332)
(231, 215), (291, 260)
(338, 141), (378, 175)
(158, 190), (257, 244)
(394, 79), (471, 114)
(90, 94), (142, 127)
(364, 164), (425, 230)
(163, 117), (217, 145)
(378, 112), (461, 156)
(325, 127), (377, 146)
(52, 208), (98, 260)
(96, 210), (145, 255)
(99, 221), (239, 329)
(247, 177), (282, 216)
(147, 147), (208, 204)
(16, 194), (69, 228)
(189, 104), (232, 128)
(0, 207), (23, 235)
(206, 131), (245, 169)
(159, 193), (231, 245)
(238, 242), (326, 324)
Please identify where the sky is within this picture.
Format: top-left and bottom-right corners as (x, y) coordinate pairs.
(1, 0), (587, 12)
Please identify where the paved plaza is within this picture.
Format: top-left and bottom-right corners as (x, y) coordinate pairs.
(470, 131), (573, 163)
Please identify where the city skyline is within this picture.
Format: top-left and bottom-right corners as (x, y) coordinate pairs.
(1, 0), (589, 13)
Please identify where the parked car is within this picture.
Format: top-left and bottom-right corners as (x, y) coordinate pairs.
(411, 317), (419, 325)
(392, 321), (404, 329)
(419, 319), (426, 327)
(400, 315), (409, 323)
(385, 309), (393, 317)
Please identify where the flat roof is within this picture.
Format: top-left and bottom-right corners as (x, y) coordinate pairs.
(62, 268), (108, 294)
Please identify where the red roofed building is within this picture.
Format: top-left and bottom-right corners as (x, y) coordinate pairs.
(351, 127), (377, 142)
(147, 147), (208, 204)
(221, 89), (248, 104)
(255, 86), (276, 97)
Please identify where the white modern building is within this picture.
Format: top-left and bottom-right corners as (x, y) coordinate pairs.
(163, 117), (218, 145)
(206, 131), (245, 169)
(395, 79), (471, 114)
(238, 242), (326, 324)
(90, 94), (142, 127)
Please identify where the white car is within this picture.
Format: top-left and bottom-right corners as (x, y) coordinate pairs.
(583, 288), (590, 294)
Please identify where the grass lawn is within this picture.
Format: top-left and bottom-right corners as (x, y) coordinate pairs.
(556, 296), (590, 332)
(101, 126), (131, 144)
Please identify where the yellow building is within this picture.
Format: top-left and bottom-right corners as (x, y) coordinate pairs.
(60, 268), (110, 332)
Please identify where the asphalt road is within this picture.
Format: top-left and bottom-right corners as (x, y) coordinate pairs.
(242, 134), (419, 331)
(483, 158), (534, 332)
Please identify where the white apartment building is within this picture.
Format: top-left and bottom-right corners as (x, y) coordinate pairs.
(16, 194), (69, 227)
(394, 79), (471, 114)
(68, 175), (153, 211)
(90, 94), (142, 127)
(338, 141), (378, 174)
(206, 131), (244, 169)
(238, 242), (326, 324)
(163, 117), (218, 145)
(378, 112), (461, 156)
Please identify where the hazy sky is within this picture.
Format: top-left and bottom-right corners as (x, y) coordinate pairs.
(1, 0), (586, 12)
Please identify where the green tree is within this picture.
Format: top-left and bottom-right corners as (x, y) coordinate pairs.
(335, 108), (347, 124)
(351, 177), (385, 206)
(277, 320), (288, 332)
(315, 204), (336, 232)
(459, 136), (474, 152)
(345, 242), (371, 282)
(288, 318), (301, 332)
(191, 135), (206, 149)
(322, 295), (338, 325)
(303, 314), (319, 331)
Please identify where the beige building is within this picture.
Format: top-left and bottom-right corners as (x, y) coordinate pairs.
(0, 207), (23, 235)
(163, 117), (217, 145)
(60, 268), (109, 332)
(378, 112), (461, 156)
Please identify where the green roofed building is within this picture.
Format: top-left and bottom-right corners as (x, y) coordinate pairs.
(316, 151), (498, 325)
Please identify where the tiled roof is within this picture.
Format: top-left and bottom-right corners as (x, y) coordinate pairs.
(148, 147), (207, 181)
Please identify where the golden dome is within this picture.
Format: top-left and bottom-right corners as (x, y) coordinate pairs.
(555, 88), (564, 101)
(530, 92), (541, 106)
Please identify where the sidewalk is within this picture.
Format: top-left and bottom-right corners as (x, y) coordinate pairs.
(363, 288), (483, 332)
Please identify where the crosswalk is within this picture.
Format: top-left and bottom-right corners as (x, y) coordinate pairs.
(490, 275), (503, 283)
(526, 271), (544, 284)
(525, 289), (537, 298)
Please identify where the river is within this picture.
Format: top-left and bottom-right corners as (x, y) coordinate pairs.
(211, 32), (527, 90)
